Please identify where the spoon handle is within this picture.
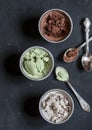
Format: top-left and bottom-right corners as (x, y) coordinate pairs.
(78, 36), (92, 50)
(66, 81), (90, 112)
(83, 18), (91, 56)
(85, 27), (89, 56)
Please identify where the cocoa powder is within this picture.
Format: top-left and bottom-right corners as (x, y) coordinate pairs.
(63, 48), (78, 62)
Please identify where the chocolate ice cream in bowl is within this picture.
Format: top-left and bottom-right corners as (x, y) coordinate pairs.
(19, 46), (54, 81)
(39, 89), (74, 124)
(38, 9), (73, 43)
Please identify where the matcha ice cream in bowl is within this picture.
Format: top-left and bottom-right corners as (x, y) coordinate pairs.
(20, 46), (54, 81)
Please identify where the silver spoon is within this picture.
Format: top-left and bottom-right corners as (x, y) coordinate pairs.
(81, 18), (92, 71)
(63, 36), (92, 63)
(55, 66), (90, 112)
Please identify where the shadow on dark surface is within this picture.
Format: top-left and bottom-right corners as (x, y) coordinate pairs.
(52, 49), (67, 80)
(23, 96), (41, 117)
(21, 17), (41, 39)
(52, 67), (57, 81)
(22, 95), (45, 128)
(76, 55), (84, 71)
(4, 54), (22, 76)
(80, 18), (85, 53)
(57, 49), (67, 62)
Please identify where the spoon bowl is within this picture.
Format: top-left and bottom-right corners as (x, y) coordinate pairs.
(81, 54), (92, 71)
(63, 48), (79, 63)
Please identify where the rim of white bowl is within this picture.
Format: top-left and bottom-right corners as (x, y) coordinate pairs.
(19, 46), (54, 81)
(38, 9), (73, 43)
(39, 89), (74, 124)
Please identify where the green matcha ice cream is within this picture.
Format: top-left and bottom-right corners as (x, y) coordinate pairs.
(20, 47), (54, 80)
(55, 66), (69, 81)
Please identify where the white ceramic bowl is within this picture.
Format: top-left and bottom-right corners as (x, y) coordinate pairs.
(38, 9), (73, 43)
(19, 46), (54, 81)
(39, 89), (74, 124)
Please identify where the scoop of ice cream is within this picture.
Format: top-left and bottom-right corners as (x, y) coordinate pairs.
(63, 48), (78, 63)
(40, 10), (71, 42)
(41, 90), (72, 123)
(22, 48), (52, 79)
(55, 66), (69, 81)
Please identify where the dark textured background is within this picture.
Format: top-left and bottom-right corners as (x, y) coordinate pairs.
(0, 0), (92, 130)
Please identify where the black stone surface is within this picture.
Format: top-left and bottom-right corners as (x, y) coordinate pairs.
(0, 0), (92, 130)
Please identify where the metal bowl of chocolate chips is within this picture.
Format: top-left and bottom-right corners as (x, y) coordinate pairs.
(38, 9), (73, 43)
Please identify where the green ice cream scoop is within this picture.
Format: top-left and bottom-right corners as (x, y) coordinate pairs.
(20, 46), (54, 81)
(55, 66), (69, 81)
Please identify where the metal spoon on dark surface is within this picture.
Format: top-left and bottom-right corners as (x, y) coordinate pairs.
(63, 37), (92, 63)
(55, 66), (90, 112)
(81, 18), (92, 72)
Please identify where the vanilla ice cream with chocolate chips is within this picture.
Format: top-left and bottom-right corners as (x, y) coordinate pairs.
(40, 90), (73, 124)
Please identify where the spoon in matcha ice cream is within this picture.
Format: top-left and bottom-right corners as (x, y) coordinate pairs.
(55, 66), (90, 112)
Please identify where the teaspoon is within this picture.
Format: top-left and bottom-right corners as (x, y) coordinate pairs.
(81, 18), (92, 71)
(55, 66), (90, 112)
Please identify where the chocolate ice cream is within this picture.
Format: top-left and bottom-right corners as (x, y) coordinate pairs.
(39, 10), (72, 42)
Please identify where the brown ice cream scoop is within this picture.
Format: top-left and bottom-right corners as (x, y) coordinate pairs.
(39, 9), (73, 43)
(63, 48), (79, 63)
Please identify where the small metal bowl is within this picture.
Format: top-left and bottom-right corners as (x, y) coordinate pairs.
(39, 89), (74, 124)
(38, 9), (73, 43)
(19, 46), (54, 81)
